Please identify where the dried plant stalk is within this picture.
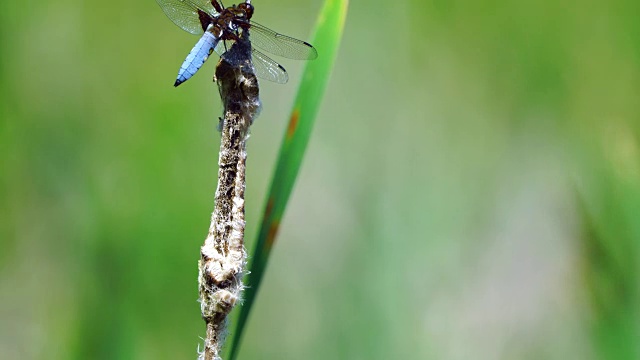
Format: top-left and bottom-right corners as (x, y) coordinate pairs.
(198, 32), (260, 360)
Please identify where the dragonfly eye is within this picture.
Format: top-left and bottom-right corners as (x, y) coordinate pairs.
(238, 3), (254, 19)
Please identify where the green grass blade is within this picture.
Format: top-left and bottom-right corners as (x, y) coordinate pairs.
(227, 0), (348, 358)
(577, 169), (640, 359)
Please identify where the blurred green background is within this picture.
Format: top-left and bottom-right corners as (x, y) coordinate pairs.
(1, 0), (639, 359)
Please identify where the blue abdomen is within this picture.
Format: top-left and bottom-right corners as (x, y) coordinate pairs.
(174, 31), (219, 87)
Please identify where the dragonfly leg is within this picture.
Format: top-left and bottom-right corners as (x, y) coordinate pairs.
(211, 0), (224, 13)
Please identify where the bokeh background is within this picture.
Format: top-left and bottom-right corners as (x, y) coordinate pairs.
(1, 0), (639, 359)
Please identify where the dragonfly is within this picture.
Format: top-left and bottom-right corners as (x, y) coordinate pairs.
(156, 0), (318, 86)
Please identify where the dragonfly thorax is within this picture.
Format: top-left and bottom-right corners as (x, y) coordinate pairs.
(207, 4), (253, 41)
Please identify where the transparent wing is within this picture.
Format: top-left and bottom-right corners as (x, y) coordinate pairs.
(216, 40), (289, 84)
(156, 0), (216, 35)
(251, 48), (289, 84)
(246, 21), (318, 60)
(214, 39), (230, 57)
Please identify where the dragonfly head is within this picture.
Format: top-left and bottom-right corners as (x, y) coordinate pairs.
(237, 2), (254, 20)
